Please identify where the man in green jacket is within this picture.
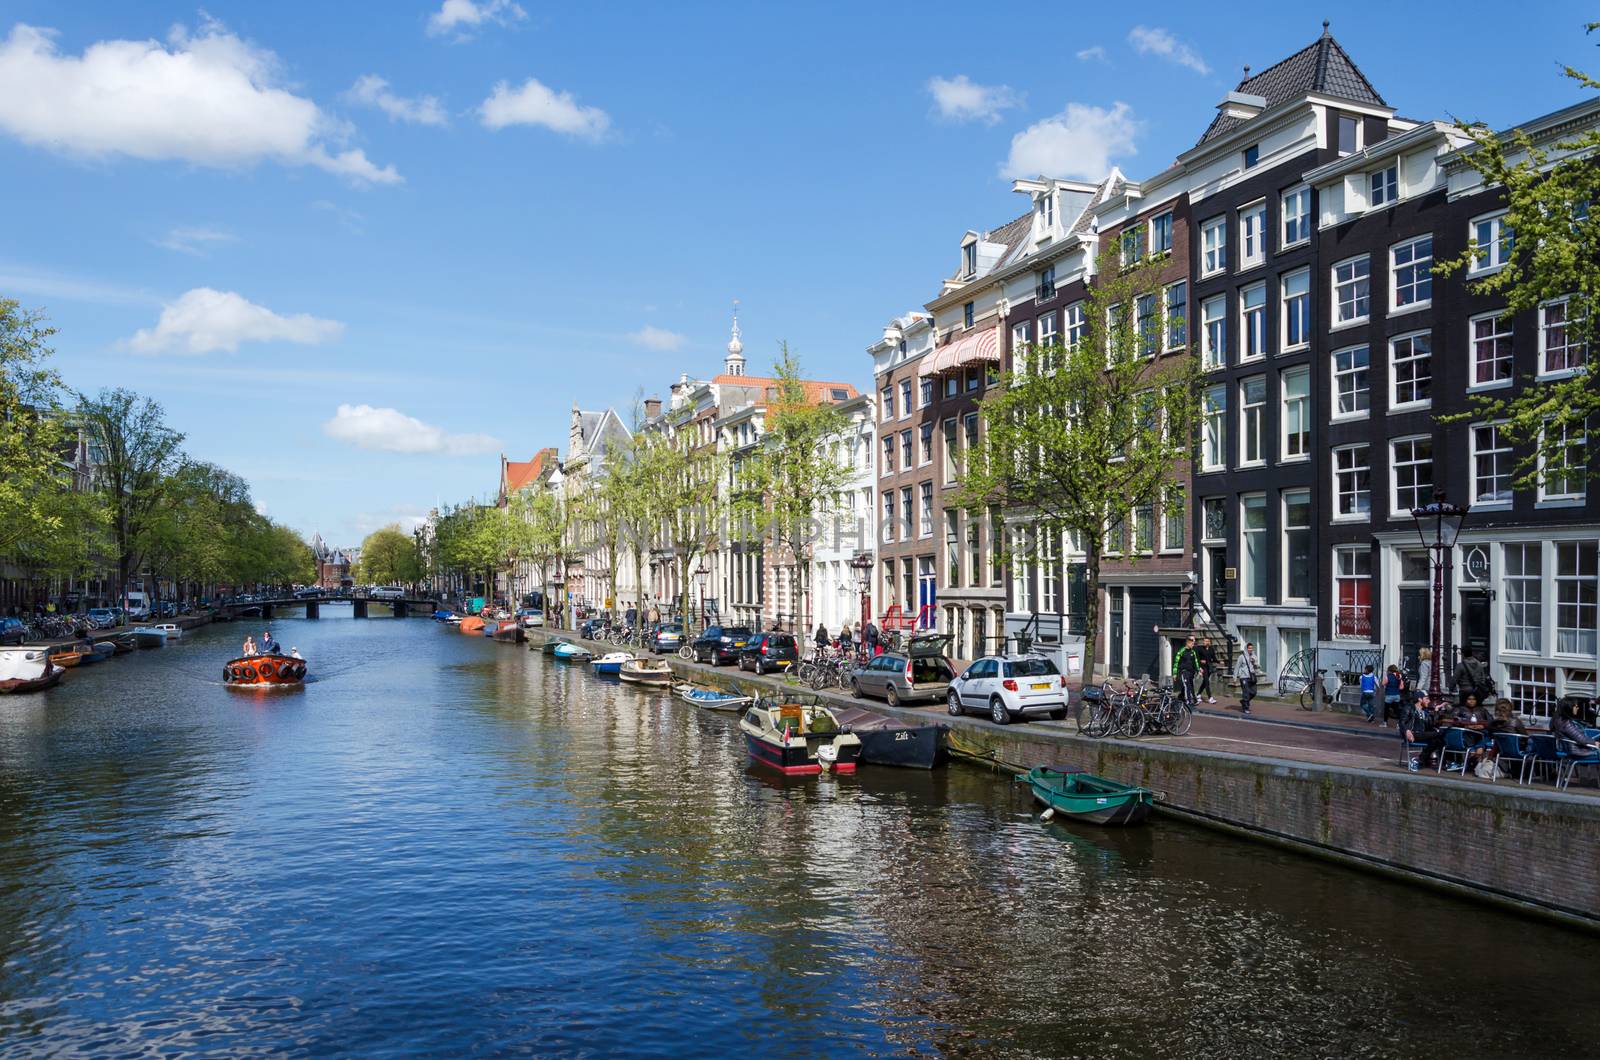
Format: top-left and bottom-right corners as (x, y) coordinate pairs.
(1173, 635), (1200, 708)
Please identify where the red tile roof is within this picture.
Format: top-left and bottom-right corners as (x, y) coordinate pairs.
(502, 447), (558, 496)
(710, 375), (860, 403)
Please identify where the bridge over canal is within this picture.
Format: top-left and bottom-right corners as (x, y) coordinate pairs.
(217, 595), (441, 620)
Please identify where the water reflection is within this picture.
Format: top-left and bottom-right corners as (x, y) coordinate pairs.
(0, 616), (1592, 1056)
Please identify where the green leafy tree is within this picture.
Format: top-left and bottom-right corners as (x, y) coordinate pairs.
(509, 488), (567, 622)
(1438, 23), (1600, 487)
(78, 388), (184, 607)
(357, 524), (423, 586)
(638, 422), (726, 632)
(0, 301), (75, 557)
(951, 260), (1200, 680)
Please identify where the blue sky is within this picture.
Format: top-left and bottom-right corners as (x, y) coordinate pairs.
(1, 1), (1594, 545)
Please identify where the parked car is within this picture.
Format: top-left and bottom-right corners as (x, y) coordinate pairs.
(578, 618), (606, 639)
(0, 617), (25, 646)
(850, 634), (955, 708)
(293, 587), (322, 599)
(690, 625), (752, 665)
(739, 632), (799, 675)
(648, 622), (685, 654)
(154, 601), (178, 617)
(947, 654), (1069, 725)
(87, 607), (118, 627)
(518, 609), (544, 628)
(371, 586), (406, 601)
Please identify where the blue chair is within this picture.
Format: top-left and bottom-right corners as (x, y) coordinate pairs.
(1526, 733), (1565, 785)
(1557, 739), (1600, 790)
(1399, 729), (1430, 769)
(1490, 732), (1532, 784)
(1438, 727), (1486, 774)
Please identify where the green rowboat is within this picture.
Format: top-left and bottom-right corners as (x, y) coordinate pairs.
(1018, 767), (1154, 827)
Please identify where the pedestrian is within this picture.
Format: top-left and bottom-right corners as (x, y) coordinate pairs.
(1359, 664), (1379, 722)
(1234, 641), (1260, 715)
(864, 620), (881, 657)
(814, 622), (829, 656)
(1173, 635), (1200, 708)
(1416, 647), (1433, 697)
(1382, 664), (1406, 727)
(1453, 647), (1486, 705)
(1196, 637), (1217, 703)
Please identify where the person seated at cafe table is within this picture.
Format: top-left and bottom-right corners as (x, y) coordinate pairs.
(1550, 697), (1598, 752)
(1403, 693), (1448, 773)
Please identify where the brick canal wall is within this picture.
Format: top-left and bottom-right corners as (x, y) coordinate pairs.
(533, 631), (1600, 930)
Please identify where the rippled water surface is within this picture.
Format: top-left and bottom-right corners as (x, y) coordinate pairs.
(0, 612), (1595, 1057)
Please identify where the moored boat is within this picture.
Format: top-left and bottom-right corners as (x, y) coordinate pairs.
(833, 707), (948, 769)
(618, 658), (672, 685)
(486, 621), (526, 643)
(223, 653), (308, 688)
(154, 623), (183, 640)
(90, 641), (117, 661)
(432, 609), (456, 621)
(552, 641), (593, 662)
(673, 683), (751, 711)
(109, 634), (135, 654)
(0, 647), (60, 694)
(47, 645), (88, 668)
(129, 627), (167, 649)
(458, 616), (485, 635)
(591, 651), (632, 675)
(1018, 767), (1154, 827)
(540, 636), (572, 656)
(739, 693), (861, 775)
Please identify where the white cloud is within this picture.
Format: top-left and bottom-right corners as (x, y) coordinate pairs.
(1076, 45), (1108, 63)
(1127, 26), (1210, 75)
(1000, 102), (1139, 180)
(480, 77), (611, 140)
(428, 0), (527, 38)
(347, 74), (448, 126)
(323, 404), (500, 456)
(129, 288), (344, 355)
(627, 325), (686, 352)
(153, 226), (236, 256)
(926, 74), (1021, 125)
(0, 22), (399, 185)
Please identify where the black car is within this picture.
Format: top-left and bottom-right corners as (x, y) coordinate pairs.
(0, 617), (25, 646)
(739, 632), (799, 675)
(691, 625), (753, 665)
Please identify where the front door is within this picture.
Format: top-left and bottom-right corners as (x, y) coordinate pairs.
(1461, 592), (1492, 672)
(1206, 546), (1228, 621)
(1108, 592), (1125, 677)
(1398, 588), (1431, 673)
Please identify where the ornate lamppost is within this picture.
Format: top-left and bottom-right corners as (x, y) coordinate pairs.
(849, 551), (874, 636)
(694, 561), (709, 632)
(1409, 490), (1470, 698)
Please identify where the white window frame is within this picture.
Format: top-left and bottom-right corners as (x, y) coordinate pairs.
(1201, 384), (1227, 472)
(1200, 216), (1227, 277)
(1333, 544), (1372, 639)
(1238, 200), (1267, 271)
(1063, 302), (1085, 349)
(1281, 186), (1311, 248)
(1011, 321), (1030, 372)
(1239, 281), (1268, 361)
(1280, 267), (1311, 351)
(1389, 331), (1432, 411)
(1120, 227), (1142, 267)
(1037, 311), (1058, 355)
(1390, 234), (1433, 314)
(1164, 281), (1187, 351)
(1337, 113), (1363, 157)
(1280, 365), (1310, 462)
(898, 379), (912, 419)
(1239, 492), (1268, 603)
(1538, 419), (1588, 504)
(1470, 421), (1513, 508)
(1554, 540), (1599, 659)
(1331, 344), (1370, 421)
(1332, 443), (1371, 521)
(1150, 211), (1174, 255)
(1502, 542), (1543, 654)
(1469, 311), (1514, 391)
(1160, 486), (1184, 554)
(1389, 435), (1434, 518)
(1468, 211), (1512, 274)
(1368, 163), (1398, 208)
(1331, 255), (1370, 328)
(1200, 294), (1227, 370)
(1239, 374), (1266, 468)
(1539, 297), (1588, 379)
(1281, 488), (1312, 604)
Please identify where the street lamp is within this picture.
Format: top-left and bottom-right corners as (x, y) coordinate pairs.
(849, 551), (874, 636)
(1409, 490), (1470, 698)
(694, 561), (709, 631)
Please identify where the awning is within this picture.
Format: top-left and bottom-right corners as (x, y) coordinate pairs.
(919, 327), (1000, 377)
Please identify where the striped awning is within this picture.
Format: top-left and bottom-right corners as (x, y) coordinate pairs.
(919, 327), (1000, 377)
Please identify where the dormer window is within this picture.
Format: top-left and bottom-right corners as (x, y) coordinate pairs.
(1369, 164), (1398, 208)
(1040, 192), (1055, 230)
(1037, 265), (1056, 301)
(962, 242), (977, 279)
(1337, 113), (1361, 156)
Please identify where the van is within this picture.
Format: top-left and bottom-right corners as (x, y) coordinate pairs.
(371, 586), (406, 601)
(124, 591), (149, 619)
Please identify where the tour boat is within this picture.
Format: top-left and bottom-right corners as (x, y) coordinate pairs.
(552, 641), (592, 663)
(739, 694), (861, 775)
(672, 683), (752, 711)
(1018, 767), (1154, 827)
(458, 616), (486, 635)
(129, 627), (167, 649)
(591, 651), (633, 675)
(0, 647), (60, 695)
(154, 623), (183, 639)
(223, 653), (307, 688)
(618, 658), (673, 685)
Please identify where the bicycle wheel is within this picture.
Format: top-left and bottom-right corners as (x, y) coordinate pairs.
(678, 645), (693, 661)
(1116, 700), (1146, 738)
(1298, 683), (1318, 711)
(1168, 702), (1194, 736)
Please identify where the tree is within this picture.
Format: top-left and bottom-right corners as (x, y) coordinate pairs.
(736, 343), (857, 632)
(1438, 22), (1600, 487)
(78, 389), (184, 607)
(952, 260), (1200, 681)
(637, 424), (725, 630)
(0, 300), (74, 557)
(509, 489), (567, 622)
(357, 524), (422, 586)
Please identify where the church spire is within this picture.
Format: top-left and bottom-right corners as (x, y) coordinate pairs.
(724, 299), (745, 376)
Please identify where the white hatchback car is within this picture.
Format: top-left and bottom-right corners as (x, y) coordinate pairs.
(947, 654), (1070, 725)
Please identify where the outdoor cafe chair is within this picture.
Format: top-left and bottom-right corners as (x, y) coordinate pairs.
(1489, 732), (1532, 784)
(1437, 727), (1485, 775)
(1526, 733), (1565, 785)
(1399, 729), (1429, 770)
(1556, 739), (1599, 791)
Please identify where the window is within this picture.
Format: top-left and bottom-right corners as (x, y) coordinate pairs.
(1240, 282), (1267, 360)
(1390, 333), (1432, 409)
(1201, 295), (1227, 369)
(900, 486), (913, 539)
(1540, 419), (1588, 501)
(941, 420), (957, 483)
(962, 242), (977, 278)
(1283, 489), (1311, 602)
(1201, 216), (1227, 275)
(1556, 541), (1599, 656)
(1040, 193), (1055, 229)
(944, 510), (959, 587)
(1332, 345), (1370, 417)
(1369, 164), (1398, 207)
(920, 378), (934, 406)
(962, 413), (979, 468)
(1337, 113), (1360, 156)
(944, 375), (958, 398)
(880, 385), (894, 420)
(1471, 313), (1513, 387)
(1506, 664), (1556, 720)
(1239, 202), (1267, 269)
(1540, 299), (1588, 375)
(1240, 493), (1267, 601)
(1161, 486), (1184, 552)
(1063, 302), (1085, 348)
(1136, 294), (1158, 357)
(1243, 143), (1260, 168)
(919, 482), (933, 537)
(1282, 187), (1311, 246)
(1504, 543), (1542, 652)
(1202, 385), (1227, 471)
(1391, 235), (1432, 310)
(1281, 365), (1310, 460)
(1040, 532), (1059, 612)
(1134, 505), (1154, 553)
(1470, 212), (1513, 273)
(1281, 268), (1311, 349)
(1332, 256), (1370, 325)
(1164, 282), (1187, 349)
(1240, 375), (1266, 466)
(919, 422), (933, 465)
(966, 368), (979, 393)
(1120, 227), (1142, 267)
(1471, 423), (1512, 504)
(900, 429), (913, 469)
(881, 491), (895, 542)
(963, 301), (974, 329)
(1391, 436), (1433, 514)
(1036, 265), (1056, 302)
(1334, 546), (1372, 637)
(882, 434), (895, 474)
(1333, 444), (1371, 518)
(899, 380), (912, 417)
(1202, 497), (1226, 543)
(1151, 211), (1173, 254)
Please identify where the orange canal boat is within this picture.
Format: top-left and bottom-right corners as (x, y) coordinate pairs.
(459, 616), (486, 635)
(223, 653), (307, 688)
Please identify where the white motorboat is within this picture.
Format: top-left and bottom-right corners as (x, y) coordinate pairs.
(154, 623), (183, 639)
(0, 647), (61, 694)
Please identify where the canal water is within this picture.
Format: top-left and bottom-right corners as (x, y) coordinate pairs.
(0, 612), (1594, 1057)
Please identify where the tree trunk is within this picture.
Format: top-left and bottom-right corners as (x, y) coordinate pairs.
(1083, 535), (1103, 686)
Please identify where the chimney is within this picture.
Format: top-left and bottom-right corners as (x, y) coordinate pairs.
(1218, 90), (1267, 122)
(643, 396), (662, 419)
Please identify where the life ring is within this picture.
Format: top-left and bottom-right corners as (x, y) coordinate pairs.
(257, 660), (276, 679)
